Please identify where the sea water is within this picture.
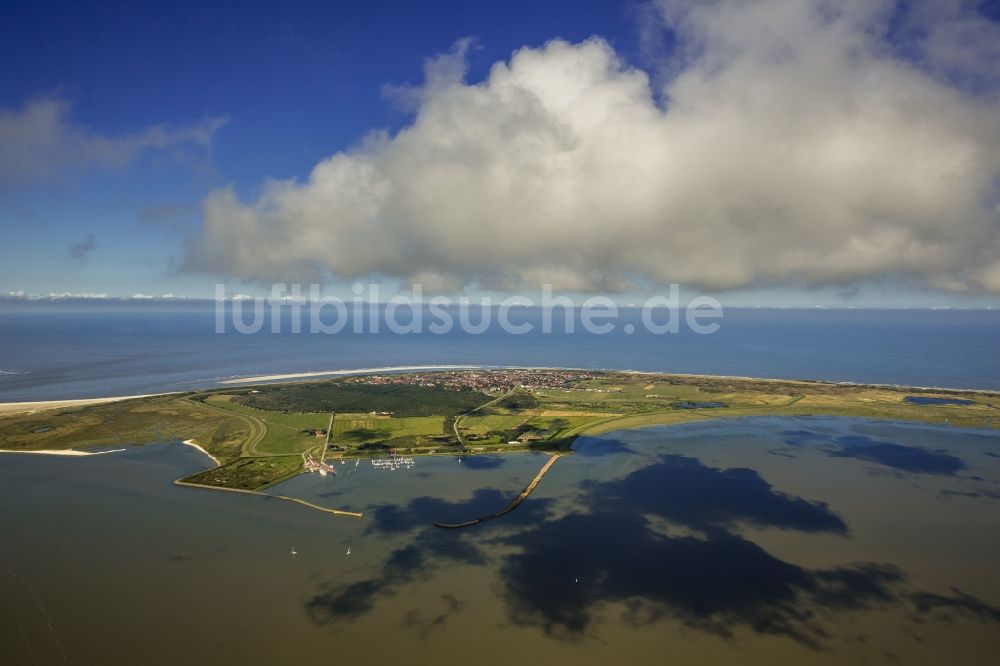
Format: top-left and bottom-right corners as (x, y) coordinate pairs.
(1, 418), (998, 665)
(0, 303), (998, 401)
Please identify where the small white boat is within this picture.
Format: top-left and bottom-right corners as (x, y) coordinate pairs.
(291, 547), (297, 556)
(346, 546), (351, 555)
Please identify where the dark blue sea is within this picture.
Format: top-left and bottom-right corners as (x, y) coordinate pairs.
(0, 302), (997, 401)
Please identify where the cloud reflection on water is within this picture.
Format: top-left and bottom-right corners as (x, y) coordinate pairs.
(305, 420), (1000, 649)
(306, 488), (552, 627)
(782, 429), (967, 475)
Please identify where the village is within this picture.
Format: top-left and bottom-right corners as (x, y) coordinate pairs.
(342, 368), (600, 394)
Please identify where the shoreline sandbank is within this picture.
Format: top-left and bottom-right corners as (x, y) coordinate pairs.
(0, 447), (126, 456)
(180, 439), (220, 465)
(0, 394), (164, 416)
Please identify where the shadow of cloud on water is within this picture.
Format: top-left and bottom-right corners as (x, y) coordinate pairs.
(827, 435), (965, 475)
(305, 539), (468, 626)
(783, 429), (967, 476)
(781, 429), (836, 446)
(366, 488), (554, 534)
(499, 512), (902, 645)
(582, 454), (848, 534)
(939, 488), (1000, 503)
(457, 455), (506, 469)
(305, 488), (554, 627)
(304, 451), (1000, 646)
(910, 589), (1000, 624)
(571, 437), (636, 457)
(496, 453), (1000, 646)
(403, 594), (467, 638)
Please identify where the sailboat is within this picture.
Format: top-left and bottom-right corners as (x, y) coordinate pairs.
(291, 546), (297, 556)
(346, 546), (351, 555)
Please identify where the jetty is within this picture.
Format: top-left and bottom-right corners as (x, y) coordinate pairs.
(173, 479), (363, 518)
(434, 453), (560, 528)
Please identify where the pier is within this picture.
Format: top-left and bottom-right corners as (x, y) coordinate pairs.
(270, 494), (363, 518)
(433, 453), (560, 528)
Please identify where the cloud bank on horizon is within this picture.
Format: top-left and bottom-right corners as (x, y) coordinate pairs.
(184, 0), (1000, 294)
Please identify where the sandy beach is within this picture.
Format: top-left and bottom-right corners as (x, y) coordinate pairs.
(181, 439), (220, 465)
(0, 447), (126, 456)
(0, 394), (162, 416)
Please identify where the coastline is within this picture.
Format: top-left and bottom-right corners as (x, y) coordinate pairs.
(0, 447), (126, 456)
(1, 366), (996, 416)
(180, 439), (220, 465)
(2, 366), (995, 516)
(0, 394), (165, 416)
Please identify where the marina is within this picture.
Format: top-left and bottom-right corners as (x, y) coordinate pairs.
(370, 454), (415, 471)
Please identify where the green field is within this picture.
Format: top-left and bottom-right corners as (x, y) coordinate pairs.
(179, 455), (304, 490)
(204, 395), (331, 455)
(331, 414), (446, 446)
(461, 414), (529, 435)
(2, 370), (996, 492)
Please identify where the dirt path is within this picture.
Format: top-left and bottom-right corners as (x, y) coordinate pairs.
(453, 390), (515, 447)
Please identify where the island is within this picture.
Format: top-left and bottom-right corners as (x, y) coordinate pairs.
(1, 368), (996, 499)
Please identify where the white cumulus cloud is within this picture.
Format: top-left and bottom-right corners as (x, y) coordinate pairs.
(0, 97), (228, 188)
(184, 0), (1000, 293)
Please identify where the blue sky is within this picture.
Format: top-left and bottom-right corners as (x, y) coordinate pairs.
(1, 0), (998, 307)
(1, 0), (640, 190)
(0, 0), (642, 298)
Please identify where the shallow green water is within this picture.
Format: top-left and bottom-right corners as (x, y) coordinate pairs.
(2, 417), (999, 665)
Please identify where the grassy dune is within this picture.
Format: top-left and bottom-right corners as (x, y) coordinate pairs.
(0, 394), (247, 461)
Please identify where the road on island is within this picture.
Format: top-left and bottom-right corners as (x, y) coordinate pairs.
(452, 389), (515, 447)
(187, 397), (268, 457)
